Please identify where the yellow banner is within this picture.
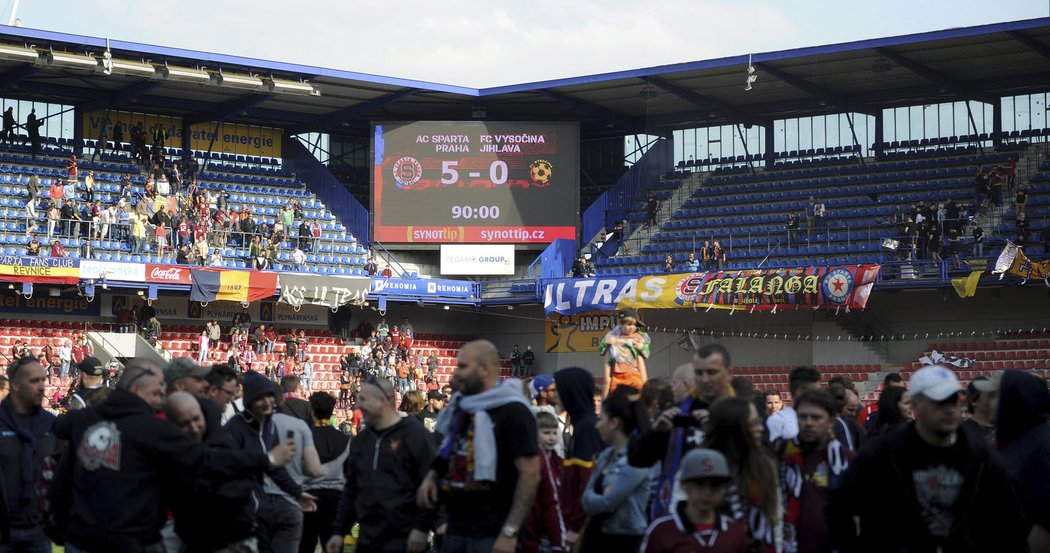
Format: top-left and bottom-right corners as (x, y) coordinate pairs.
(82, 110), (282, 158)
(545, 311), (617, 353)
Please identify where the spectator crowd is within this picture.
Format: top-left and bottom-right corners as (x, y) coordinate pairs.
(0, 307), (1048, 553)
(19, 149), (325, 271)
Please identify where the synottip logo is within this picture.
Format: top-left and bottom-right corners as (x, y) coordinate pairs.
(407, 227), (463, 242)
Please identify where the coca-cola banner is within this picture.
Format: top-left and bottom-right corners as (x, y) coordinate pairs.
(278, 274), (370, 309)
(145, 264), (192, 285)
(79, 260), (145, 282)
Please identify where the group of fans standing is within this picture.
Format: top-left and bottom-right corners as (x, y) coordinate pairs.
(0, 306), (1047, 553)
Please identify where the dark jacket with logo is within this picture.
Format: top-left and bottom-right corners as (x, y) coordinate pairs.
(52, 388), (270, 553)
(0, 398), (56, 539)
(332, 415), (435, 550)
(827, 421), (1027, 552)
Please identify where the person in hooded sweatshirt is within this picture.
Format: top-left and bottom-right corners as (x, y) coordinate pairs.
(224, 371), (318, 553)
(54, 359), (296, 553)
(553, 366), (604, 544)
(996, 369), (1050, 552)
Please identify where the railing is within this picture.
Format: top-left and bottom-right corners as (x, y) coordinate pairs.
(14, 215), (365, 265)
(371, 241), (410, 277)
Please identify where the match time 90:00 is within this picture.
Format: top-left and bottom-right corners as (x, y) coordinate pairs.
(451, 205), (501, 220)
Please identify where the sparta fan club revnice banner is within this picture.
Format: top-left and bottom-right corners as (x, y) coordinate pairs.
(544, 265), (880, 316)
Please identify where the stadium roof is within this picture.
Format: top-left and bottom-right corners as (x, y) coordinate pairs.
(1, 18), (1050, 139)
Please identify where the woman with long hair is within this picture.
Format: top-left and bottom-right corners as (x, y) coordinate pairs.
(578, 392), (651, 552)
(701, 397), (780, 553)
(869, 386), (913, 437)
(399, 389), (426, 418)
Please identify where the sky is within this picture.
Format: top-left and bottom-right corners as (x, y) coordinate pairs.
(4, 0), (1049, 88)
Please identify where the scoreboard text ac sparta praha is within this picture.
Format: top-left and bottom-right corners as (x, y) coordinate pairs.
(371, 121), (579, 244)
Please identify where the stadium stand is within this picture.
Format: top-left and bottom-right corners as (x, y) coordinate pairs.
(598, 145), (1047, 275)
(1, 144), (368, 274)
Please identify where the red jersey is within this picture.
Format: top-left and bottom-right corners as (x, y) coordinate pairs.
(642, 510), (749, 553)
(521, 450), (567, 553)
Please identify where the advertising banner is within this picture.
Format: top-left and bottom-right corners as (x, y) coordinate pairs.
(440, 244), (515, 275)
(82, 110), (282, 157)
(145, 264), (193, 285)
(369, 277), (474, 299)
(79, 260), (146, 282)
(278, 274), (370, 309)
(108, 295), (329, 326)
(544, 265), (881, 316)
(0, 289), (100, 316)
(544, 311), (616, 353)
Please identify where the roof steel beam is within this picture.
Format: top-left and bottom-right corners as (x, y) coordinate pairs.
(537, 89), (642, 132)
(1006, 30), (1050, 62)
(873, 47), (995, 103)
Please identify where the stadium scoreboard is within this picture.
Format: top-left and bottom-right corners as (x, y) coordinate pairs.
(371, 121), (579, 245)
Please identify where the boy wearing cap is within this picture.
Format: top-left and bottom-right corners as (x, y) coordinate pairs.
(641, 449), (748, 553)
(597, 308), (651, 398)
(828, 366), (1027, 552)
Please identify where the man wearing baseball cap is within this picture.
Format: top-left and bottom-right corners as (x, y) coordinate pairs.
(828, 366), (1027, 551)
(164, 357), (212, 398)
(530, 375), (566, 459)
(640, 449), (748, 553)
(68, 356), (106, 411)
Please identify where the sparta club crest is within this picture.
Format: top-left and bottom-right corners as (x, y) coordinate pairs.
(392, 156), (423, 189)
(821, 268), (854, 305)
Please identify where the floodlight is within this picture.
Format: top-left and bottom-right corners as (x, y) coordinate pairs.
(157, 64), (210, 83)
(265, 78), (317, 95)
(0, 43), (40, 62)
(107, 59), (156, 77)
(42, 51), (98, 69)
(213, 72), (263, 88)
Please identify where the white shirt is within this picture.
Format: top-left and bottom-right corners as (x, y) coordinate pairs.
(292, 249), (306, 264)
(766, 406), (799, 442)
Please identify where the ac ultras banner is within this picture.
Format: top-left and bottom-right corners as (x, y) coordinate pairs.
(544, 265), (880, 316)
(278, 274), (370, 309)
(190, 269), (278, 303)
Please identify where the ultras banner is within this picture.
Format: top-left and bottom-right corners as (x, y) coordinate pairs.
(278, 274), (370, 309)
(543, 265), (880, 316)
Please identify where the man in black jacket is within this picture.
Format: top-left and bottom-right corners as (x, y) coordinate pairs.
(828, 365), (1028, 552)
(326, 377), (435, 553)
(629, 343), (733, 520)
(166, 391), (260, 553)
(54, 359), (295, 553)
(0, 356), (55, 551)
